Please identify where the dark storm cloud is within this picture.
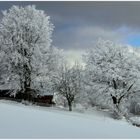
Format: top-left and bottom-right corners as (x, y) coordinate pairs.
(0, 1), (140, 50)
(1, 1), (140, 28)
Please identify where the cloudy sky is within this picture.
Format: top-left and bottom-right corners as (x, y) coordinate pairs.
(0, 1), (140, 64)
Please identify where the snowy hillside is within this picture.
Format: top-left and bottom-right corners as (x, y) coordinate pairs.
(0, 100), (140, 139)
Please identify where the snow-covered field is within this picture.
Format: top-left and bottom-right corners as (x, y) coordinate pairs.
(0, 100), (140, 139)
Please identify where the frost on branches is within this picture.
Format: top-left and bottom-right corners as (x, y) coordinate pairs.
(53, 63), (82, 111)
(0, 5), (61, 97)
(84, 39), (140, 118)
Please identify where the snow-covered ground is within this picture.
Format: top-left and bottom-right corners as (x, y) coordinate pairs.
(0, 100), (140, 139)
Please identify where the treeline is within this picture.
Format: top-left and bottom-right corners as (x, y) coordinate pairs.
(0, 5), (140, 120)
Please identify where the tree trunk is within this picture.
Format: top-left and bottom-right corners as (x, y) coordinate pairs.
(68, 101), (72, 111)
(24, 63), (31, 91)
(23, 48), (31, 92)
(113, 103), (123, 119)
(23, 63), (31, 101)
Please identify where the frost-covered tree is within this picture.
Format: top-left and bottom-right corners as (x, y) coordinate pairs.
(84, 39), (140, 117)
(0, 51), (8, 88)
(53, 63), (82, 111)
(33, 47), (63, 96)
(0, 5), (60, 97)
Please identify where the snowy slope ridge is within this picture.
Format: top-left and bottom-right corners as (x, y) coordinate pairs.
(0, 100), (140, 139)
